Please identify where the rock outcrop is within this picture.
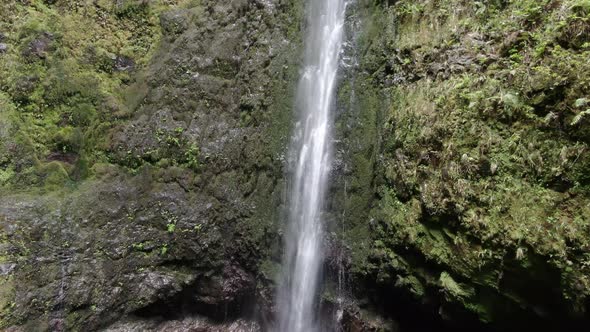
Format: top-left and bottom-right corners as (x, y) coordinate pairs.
(1, 0), (590, 331)
(337, 0), (590, 330)
(0, 0), (301, 330)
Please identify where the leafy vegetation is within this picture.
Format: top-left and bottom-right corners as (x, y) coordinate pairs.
(356, 0), (590, 324)
(0, 0), (195, 192)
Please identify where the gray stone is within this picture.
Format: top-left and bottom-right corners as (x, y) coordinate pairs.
(22, 32), (54, 60)
(0, 0), (298, 330)
(160, 9), (191, 37)
(113, 55), (135, 72)
(105, 317), (261, 332)
(0, 263), (16, 276)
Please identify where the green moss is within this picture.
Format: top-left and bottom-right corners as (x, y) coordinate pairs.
(0, 168), (15, 185)
(0, 276), (15, 329)
(0, 0), (195, 192)
(259, 259), (281, 283)
(114, 0), (150, 18)
(440, 271), (475, 301)
(353, 0), (590, 323)
(38, 161), (70, 188)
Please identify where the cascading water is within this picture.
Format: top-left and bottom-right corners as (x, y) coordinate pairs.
(277, 0), (347, 331)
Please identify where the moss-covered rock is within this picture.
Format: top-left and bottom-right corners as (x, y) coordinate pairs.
(0, 0), (303, 330)
(3, 0), (589, 330)
(342, 0), (590, 328)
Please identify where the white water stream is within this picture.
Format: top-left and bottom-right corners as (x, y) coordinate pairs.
(277, 1), (347, 331)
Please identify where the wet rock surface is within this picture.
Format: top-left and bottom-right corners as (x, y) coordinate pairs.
(0, 0), (301, 330)
(1, 178), (216, 330)
(333, 0), (590, 330)
(105, 317), (261, 332)
(3, 0), (589, 331)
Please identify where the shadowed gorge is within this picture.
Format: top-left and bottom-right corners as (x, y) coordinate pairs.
(1, 0), (590, 331)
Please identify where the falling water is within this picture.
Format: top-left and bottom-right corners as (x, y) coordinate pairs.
(277, 1), (347, 331)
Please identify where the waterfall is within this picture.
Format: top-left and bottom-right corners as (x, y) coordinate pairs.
(277, 0), (347, 331)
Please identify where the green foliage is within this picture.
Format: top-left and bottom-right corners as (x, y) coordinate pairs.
(183, 144), (200, 171)
(439, 272), (474, 301)
(395, 3), (425, 18)
(0, 0), (194, 192)
(119, 128), (203, 172)
(575, 98), (589, 108)
(364, 0), (590, 323)
(161, 209), (178, 234)
(114, 0), (150, 18)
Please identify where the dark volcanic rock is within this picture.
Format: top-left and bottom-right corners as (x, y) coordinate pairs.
(22, 32), (54, 60)
(105, 317), (261, 332)
(0, 178), (213, 330)
(114, 55), (135, 72)
(0, 0), (301, 330)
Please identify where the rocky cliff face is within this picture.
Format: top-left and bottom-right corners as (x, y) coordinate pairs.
(2, 0), (590, 331)
(340, 0), (590, 330)
(0, 0), (301, 330)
